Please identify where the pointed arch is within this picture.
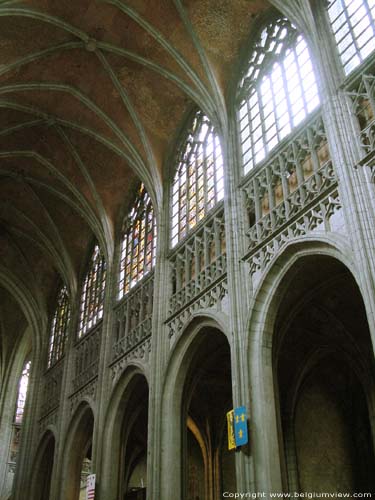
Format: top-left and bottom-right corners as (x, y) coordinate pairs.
(246, 237), (375, 492)
(60, 402), (94, 500)
(47, 284), (70, 368)
(29, 431), (56, 500)
(118, 183), (157, 299)
(78, 242), (106, 338)
(171, 110), (224, 247)
(236, 15), (320, 174)
(100, 366), (149, 500)
(160, 315), (233, 499)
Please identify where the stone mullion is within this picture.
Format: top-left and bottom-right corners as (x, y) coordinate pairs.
(185, 242), (190, 286)
(253, 177), (262, 223)
(279, 155), (290, 218)
(266, 166), (276, 230)
(214, 216), (222, 258)
(175, 254), (182, 291)
(292, 142), (305, 203)
(194, 235), (200, 287)
(308, 126), (322, 190)
(204, 226), (210, 268)
(363, 76), (375, 122)
(139, 283), (145, 324)
(124, 298), (130, 341)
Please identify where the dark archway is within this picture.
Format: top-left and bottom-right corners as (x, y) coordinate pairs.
(182, 327), (235, 500)
(60, 404), (94, 500)
(99, 369), (149, 500)
(30, 431), (55, 500)
(121, 375), (148, 500)
(274, 255), (375, 492)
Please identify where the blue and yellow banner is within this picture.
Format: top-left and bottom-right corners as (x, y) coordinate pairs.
(234, 406), (248, 447)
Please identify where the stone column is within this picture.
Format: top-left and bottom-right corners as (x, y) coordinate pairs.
(305, 1), (375, 353)
(12, 318), (48, 500)
(221, 108), (284, 494)
(146, 203), (176, 500)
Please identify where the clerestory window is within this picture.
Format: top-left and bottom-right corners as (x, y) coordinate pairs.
(78, 243), (106, 337)
(171, 110), (224, 247)
(237, 17), (320, 175)
(328, 0), (375, 75)
(118, 183), (157, 299)
(48, 285), (70, 368)
(14, 360), (31, 425)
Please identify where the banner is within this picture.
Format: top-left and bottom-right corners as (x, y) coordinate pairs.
(86, 474), (96, 500)
(234, 406), (248, 447)
(226, 409), (236, 450)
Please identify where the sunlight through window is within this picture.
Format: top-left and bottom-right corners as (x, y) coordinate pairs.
(171, 111), (224, 247)
(78, 244), (106, 337)
(48, 285), (70, 367)
(328, 0), (375, 74)
(118, 183), (156, 299)
(237, 18), (320, 174)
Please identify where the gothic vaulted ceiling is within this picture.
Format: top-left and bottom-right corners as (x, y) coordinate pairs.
(0, 0), (272, 358)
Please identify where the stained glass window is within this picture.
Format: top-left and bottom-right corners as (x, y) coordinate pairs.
(171, 110), (224, 247)
(237, 17), (320, 175)
(328, 0), (375, 75)
(48, 285), (70, 367)
(118, 183), (157, 299)
(78, 243), (106, 337)
(14, 361), (31, 424)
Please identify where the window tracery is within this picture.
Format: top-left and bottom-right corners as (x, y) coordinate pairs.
(171, 110), (224, 247)
(237, 17), (320, 175)
(48, 285), (70, 368)
(328, 0), (375, 75)
(118, 183), (156, 299)
(78, 243), (106, 337)
(14, 361), (31, 425)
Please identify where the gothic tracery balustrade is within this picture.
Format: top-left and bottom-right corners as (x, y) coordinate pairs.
(112, 272), (154, 361)
(72, 322), (101, 392)
(242, 113), (337, 260)
(346, 66), (375, 158)
(40, 360), (64, 417)
(168, 203), (226, 316)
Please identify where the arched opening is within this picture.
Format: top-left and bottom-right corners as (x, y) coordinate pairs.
(30, 432), (55, 500)
(61, 404), (94, 500)
(100, 370), (149, 500)
(78, 442), (92, 500)
(273, 255), (375, 492)
(181, 327), (235, 500)
(120, 375), (148, 500)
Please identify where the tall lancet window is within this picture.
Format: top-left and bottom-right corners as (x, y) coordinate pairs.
(14, 360), (31, 425)
(78, 243), (106, 337)
(328, 0), (375, 75)
(118, 183), (157, 299)
(171, 110), (224, 247)
(48, 284), (70, 367)
(237, 17), (320, 174)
